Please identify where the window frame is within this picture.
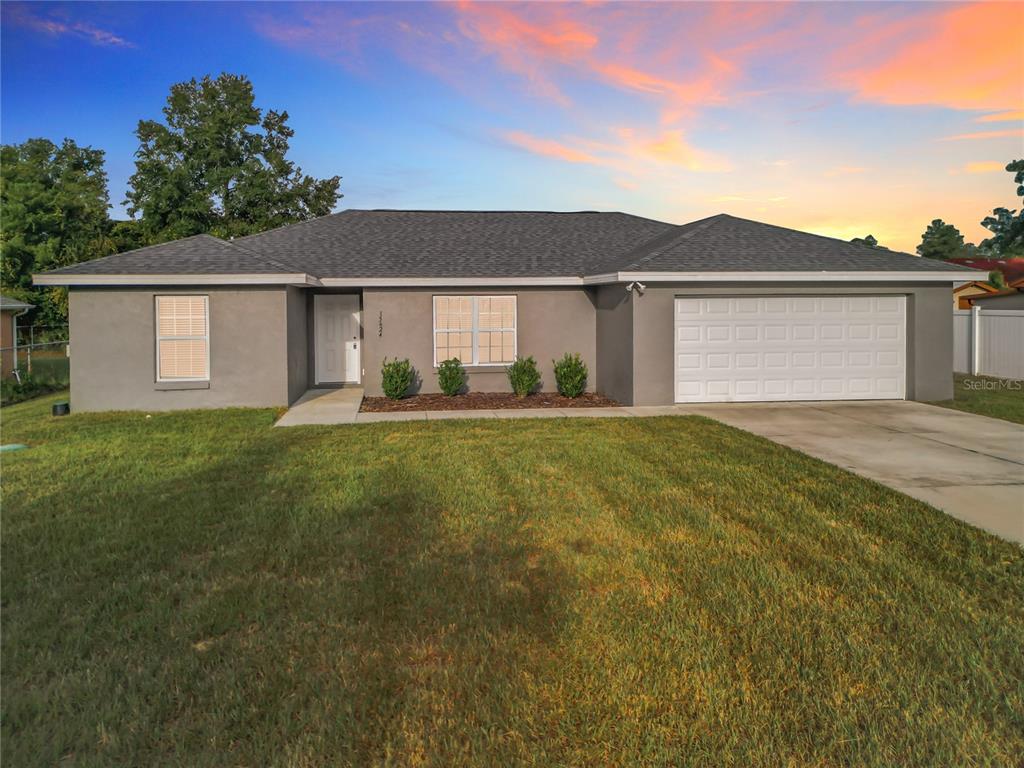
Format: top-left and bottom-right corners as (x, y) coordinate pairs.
(154, 294), (211, 383)
(432, 294), (518, 368)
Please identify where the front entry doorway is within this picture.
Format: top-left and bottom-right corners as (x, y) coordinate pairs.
(314, 294), (361, 385)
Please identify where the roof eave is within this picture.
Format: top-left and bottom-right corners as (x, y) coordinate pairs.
(587, 270), (974, 284)
(32, 273), (321, 287)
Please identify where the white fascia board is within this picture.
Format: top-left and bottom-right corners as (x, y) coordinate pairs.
(32, 273), (321, 287)
(320, 276), (584, 287)
(606, 271), (974, 284)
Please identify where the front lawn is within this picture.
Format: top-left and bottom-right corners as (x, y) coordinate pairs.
(931, 373), (1024, 424)
(2, 394), (1022, 766)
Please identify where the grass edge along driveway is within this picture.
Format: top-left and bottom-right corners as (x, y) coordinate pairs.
(2, 393), (1022, 766)
(931, 373), (1024, 425)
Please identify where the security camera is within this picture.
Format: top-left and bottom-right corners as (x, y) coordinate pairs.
(625, 281), (647, 294)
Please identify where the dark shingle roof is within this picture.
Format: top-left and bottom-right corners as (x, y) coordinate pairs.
(236, 210), (673, 277)
(37, 211), (976, 280)
(596, 214), (972, 273)
(0, 294), (34, 310)
(42, 234), (301, 275)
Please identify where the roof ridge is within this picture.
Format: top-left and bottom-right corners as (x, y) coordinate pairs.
(620, 215), (725, 271)
(235, 210), (353, 245)
(588, 214), (721, 274)
(713, 212), (924, 259)
(220, 236), (310, 275)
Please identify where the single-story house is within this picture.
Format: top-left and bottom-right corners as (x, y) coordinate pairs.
(952, 280), (1000, 310)
(34, 211), (975, 412)
(1, 294), (34, 380)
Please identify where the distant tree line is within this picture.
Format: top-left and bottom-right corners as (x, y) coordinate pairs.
(851, 160), (1024, 274)
(1, 73), (342, 325)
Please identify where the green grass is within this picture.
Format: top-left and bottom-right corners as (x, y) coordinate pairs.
(931, 373), (1024, 424)
(1, 351), (70, 407)
(2, 393), (1022, 766)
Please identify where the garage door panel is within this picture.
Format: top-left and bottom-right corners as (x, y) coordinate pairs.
(674, 295), (906, 403)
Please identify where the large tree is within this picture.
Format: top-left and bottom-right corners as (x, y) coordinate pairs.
(980, 159), (1024, 257)
(917, 219), (966, 260)
(125, 74), (342, 241)
(0, 138), (114, 324)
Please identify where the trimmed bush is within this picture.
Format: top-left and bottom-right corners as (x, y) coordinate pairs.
(506, 355), (541, 398)
(437, 357), (466, 396)
(553, 353), (588, 398)
(380, 357), (414, 399)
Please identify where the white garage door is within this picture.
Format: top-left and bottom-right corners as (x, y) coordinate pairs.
(674, 296), (906, 403)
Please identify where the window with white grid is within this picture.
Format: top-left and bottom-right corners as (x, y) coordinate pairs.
(155, 295), (209, 381)
(433, 295), (516, 366)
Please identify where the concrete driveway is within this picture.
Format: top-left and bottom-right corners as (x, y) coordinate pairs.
(681, 401), (1024, 544)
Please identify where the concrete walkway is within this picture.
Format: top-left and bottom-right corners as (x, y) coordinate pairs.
(274, 387), (364, 426)
(275, 392), (1022, 543)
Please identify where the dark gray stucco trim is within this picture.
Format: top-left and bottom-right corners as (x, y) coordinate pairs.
(626, 282), (954, 405)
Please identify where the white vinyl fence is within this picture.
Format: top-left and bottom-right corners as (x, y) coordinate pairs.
(953, 308), (1024, 379)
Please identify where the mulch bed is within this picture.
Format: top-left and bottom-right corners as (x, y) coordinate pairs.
(360, 391), (620, 412)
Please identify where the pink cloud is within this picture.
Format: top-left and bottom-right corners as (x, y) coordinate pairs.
(5, 4), (134, 47)
(502, 131), (600, 165)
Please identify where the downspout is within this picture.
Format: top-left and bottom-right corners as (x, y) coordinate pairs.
(11, 305), (30, 384)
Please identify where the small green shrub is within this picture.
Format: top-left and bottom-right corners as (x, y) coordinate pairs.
(437, 358), (466, 396)
(0, 366), (69, 407)
(506, 355), (541, 398)
(553, 353), (588, 398)
(381, 357), (414, 399)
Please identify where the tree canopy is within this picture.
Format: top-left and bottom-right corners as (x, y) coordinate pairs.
(125, 74), (342, 242)
(979, 160), (1024, 257)
(917, 219), (966, 260)
(0, 138), (115, 325)
(850, 234), (881, 248)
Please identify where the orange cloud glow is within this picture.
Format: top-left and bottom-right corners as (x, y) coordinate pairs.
(502, 131), (599, 164)
(502, 127), (730, 175)
(975, 110), (1024, 123)
(963, 161), (1007, 174)
(941, 129), (1024, 141)
(846, 2), (1024, 112)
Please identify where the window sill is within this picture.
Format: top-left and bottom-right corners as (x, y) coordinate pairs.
(155, 381), (210, 391)
(434, 365), (509, 373)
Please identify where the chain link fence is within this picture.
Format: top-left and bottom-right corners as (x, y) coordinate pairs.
(1, 324), (69, 391)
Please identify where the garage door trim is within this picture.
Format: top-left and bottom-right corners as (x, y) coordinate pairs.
(673, 294), (908, 403)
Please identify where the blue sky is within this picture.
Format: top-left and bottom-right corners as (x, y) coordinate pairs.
(2, 1), (1022, 251)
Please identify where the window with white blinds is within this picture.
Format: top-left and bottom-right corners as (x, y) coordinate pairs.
(433, 295), (517, 366)
(155, 295), (209, 381)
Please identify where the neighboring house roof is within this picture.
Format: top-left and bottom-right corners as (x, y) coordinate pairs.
(34, 210), (978, 286)
(953, 281), (1000, 295)
(0, 294), (34, 310)
(41, 234), (306, 277)
(948, 257), (1024, 283)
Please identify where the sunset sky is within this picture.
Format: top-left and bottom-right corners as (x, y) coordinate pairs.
(2, 1), (1022, 252)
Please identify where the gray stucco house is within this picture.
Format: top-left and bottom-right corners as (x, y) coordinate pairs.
(34, 210), (973, 412)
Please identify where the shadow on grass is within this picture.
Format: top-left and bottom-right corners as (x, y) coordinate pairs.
(3, 419), (573, 765)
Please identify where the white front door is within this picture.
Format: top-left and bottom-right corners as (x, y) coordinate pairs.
(315, 294), (361, 384)
(673, 295), (907, 403)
